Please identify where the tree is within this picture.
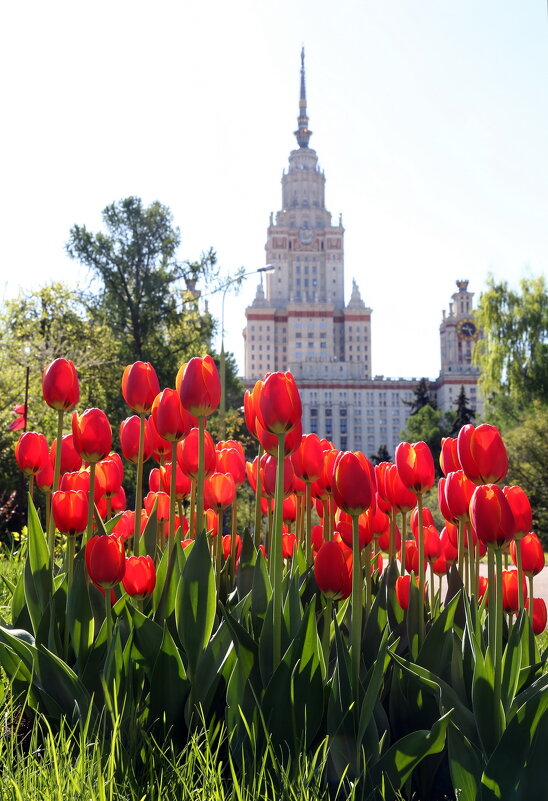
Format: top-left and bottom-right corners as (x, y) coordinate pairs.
(66, 197), (222, 386)
(474, 275), (548, 416)
(451, 385), (475, 435)
(399, 404), (454, 475)
(503, 402), (548, 548)
(0, 283), (120, 532)
(403, 377), (437, 415)
(370, 444), (391, 465)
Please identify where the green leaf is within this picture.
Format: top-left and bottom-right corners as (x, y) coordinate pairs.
(370, 711), (452, 795)
(236, 527), (257, 600)
(418, 591), (460, 677)
(177, 529), (216, 679)
(250, 550), (271, 638)
(500, 611), (524, 714)
(187, 617), (236, 725)
(481, 678), (548, 801)
(512, 705), (548, 801)
(327, 619), (358, 779)
(148, 625), (189, 734)
(11, 566), (31, 631)
(24, 497), (53, 636)
(447, 722), (483, 801)
(472, 649), (502, 758)
(66, 550), (94, 671)
(391, 651), (478, 746)
(357, 628), (391, 748)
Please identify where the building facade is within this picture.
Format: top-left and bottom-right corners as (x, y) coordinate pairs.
(244, 51), (481, 456)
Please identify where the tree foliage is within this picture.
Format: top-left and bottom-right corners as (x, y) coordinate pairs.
(403, 377), (437, 415)
(474, 275), (548, 413)
(451, 385), (475, 435)
(399, 404), (454, 475)
(66, 197), (222, 386)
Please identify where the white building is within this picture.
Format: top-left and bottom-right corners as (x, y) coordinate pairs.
(244, 50), (481, 456)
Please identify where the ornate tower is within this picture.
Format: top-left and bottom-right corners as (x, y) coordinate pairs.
(437, 279), (482, 416)
(244, 49), (371, 382)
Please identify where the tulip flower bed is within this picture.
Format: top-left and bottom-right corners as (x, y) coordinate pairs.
(3, 357), (548, 801)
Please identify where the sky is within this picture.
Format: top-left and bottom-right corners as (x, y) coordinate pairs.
(1, 1), (547, 381)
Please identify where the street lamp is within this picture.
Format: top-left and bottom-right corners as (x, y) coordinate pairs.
(219, 265), (275, 439)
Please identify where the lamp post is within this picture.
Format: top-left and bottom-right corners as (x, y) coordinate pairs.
(219, 265), (275, 439)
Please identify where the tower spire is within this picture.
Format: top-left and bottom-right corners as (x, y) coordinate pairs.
(294, 46), (312, 148)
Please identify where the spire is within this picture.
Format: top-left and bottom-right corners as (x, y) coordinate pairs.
(294, 47), (312, 148)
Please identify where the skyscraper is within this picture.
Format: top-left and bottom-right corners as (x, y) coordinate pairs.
(244, 51), (481, 455)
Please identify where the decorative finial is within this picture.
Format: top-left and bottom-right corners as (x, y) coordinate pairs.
(294, 47), (312, 148)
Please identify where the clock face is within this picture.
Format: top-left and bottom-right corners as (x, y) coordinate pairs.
(457, 318), (478, 341)
(299, 223), (313, 245)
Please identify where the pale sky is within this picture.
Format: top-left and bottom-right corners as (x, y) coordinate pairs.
(1, 1), (547, 381)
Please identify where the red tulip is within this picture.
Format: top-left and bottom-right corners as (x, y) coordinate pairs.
(151, 388), (197, 442)
(42, 358), (79, 411)
(395, 574), (423, 610)
(51, 489), (88, 534)
(204, 508), (218, 536)
(95, 455), (124, 498)
(441, 526), (458, 564)
(262, 455), (294, 498)
(503, 486), (532, 539)
(60, 469), (90, 493)
(243, 384), (260, 438)
(177, 427), (216, 479)
(119, 416), (154, 464)
(72, 408), (112, 464)
(15, 432), (49, 476)
(177, 355), (221, 417)
(526, 597), (547, 635)
(423, 525), (442, 561)
(222, 534), (242, 562)
(282, 494), (298, 523)
(439, 437), (461, 476)
(410, 505), (436, 535)
(311, 524), (324, 553)
(457, 424), (508, 485)
(110, 486), (126, 514)
(111, 509), (148, 541)
(314, 540), (352, 600)
(50, 434), (82, 474)
(291, 433), (324, 482)
(203, 472), (237, 511)
(122, 555), (156, 599)
(216, 447), (246, 487)
(385, 464), (417, 513)
(395, 441), (435, 494)
(143, 491), (170, 521)
(85, 534), (125, 589)
(403, 539), (426, 575)
(377, 523), (401, 554)
(121, 361), (160, 414)
(469, 484), (514, 547)
(282, 532), (297, 559)
(501, 569), (527, 612)
(478, 575), (489, 604)
(333, 451), (373, 516)
(444, 470), (476, 521)
(432, 554), (448, 576)
(256, 371), (302, 435)
(256, 417), (302, 457)
(159, 462), (192, 499)
(511, 532), (544, 577)
(36, 459), (54, 492)
(147, 415), (172, 462)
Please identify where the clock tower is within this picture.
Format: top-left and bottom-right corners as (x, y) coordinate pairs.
(436, 279), (482, 416)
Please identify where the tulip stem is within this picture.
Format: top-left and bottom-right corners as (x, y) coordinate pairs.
(168, 442), (177, 560)
(272, 434), (285, 669)
(528, 575), (534, 625)
(48, 409), (65, 571)
(457, 518), (465, 587)
(85, 462), (96, 545)
(190, 480), (197, 538)
(351, 514), (363, 704)
(305, 482), (312, 568)
(322, 598), (332, 669)
(230, 503), (237, 584)
(487, 546), (496, 663)
(365, 541), (372, 619)
(105, 588), (113, 647)
(416, 491), (425, 649)
(494, 546), (503, 742)
(63, 534), (75, 661)
(515, 538), (525, 611)
(254, 445), (264, 549)
(195, 417), (206, 537)
(134, 413), (146, 555)
(400, 512), (407, 575)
